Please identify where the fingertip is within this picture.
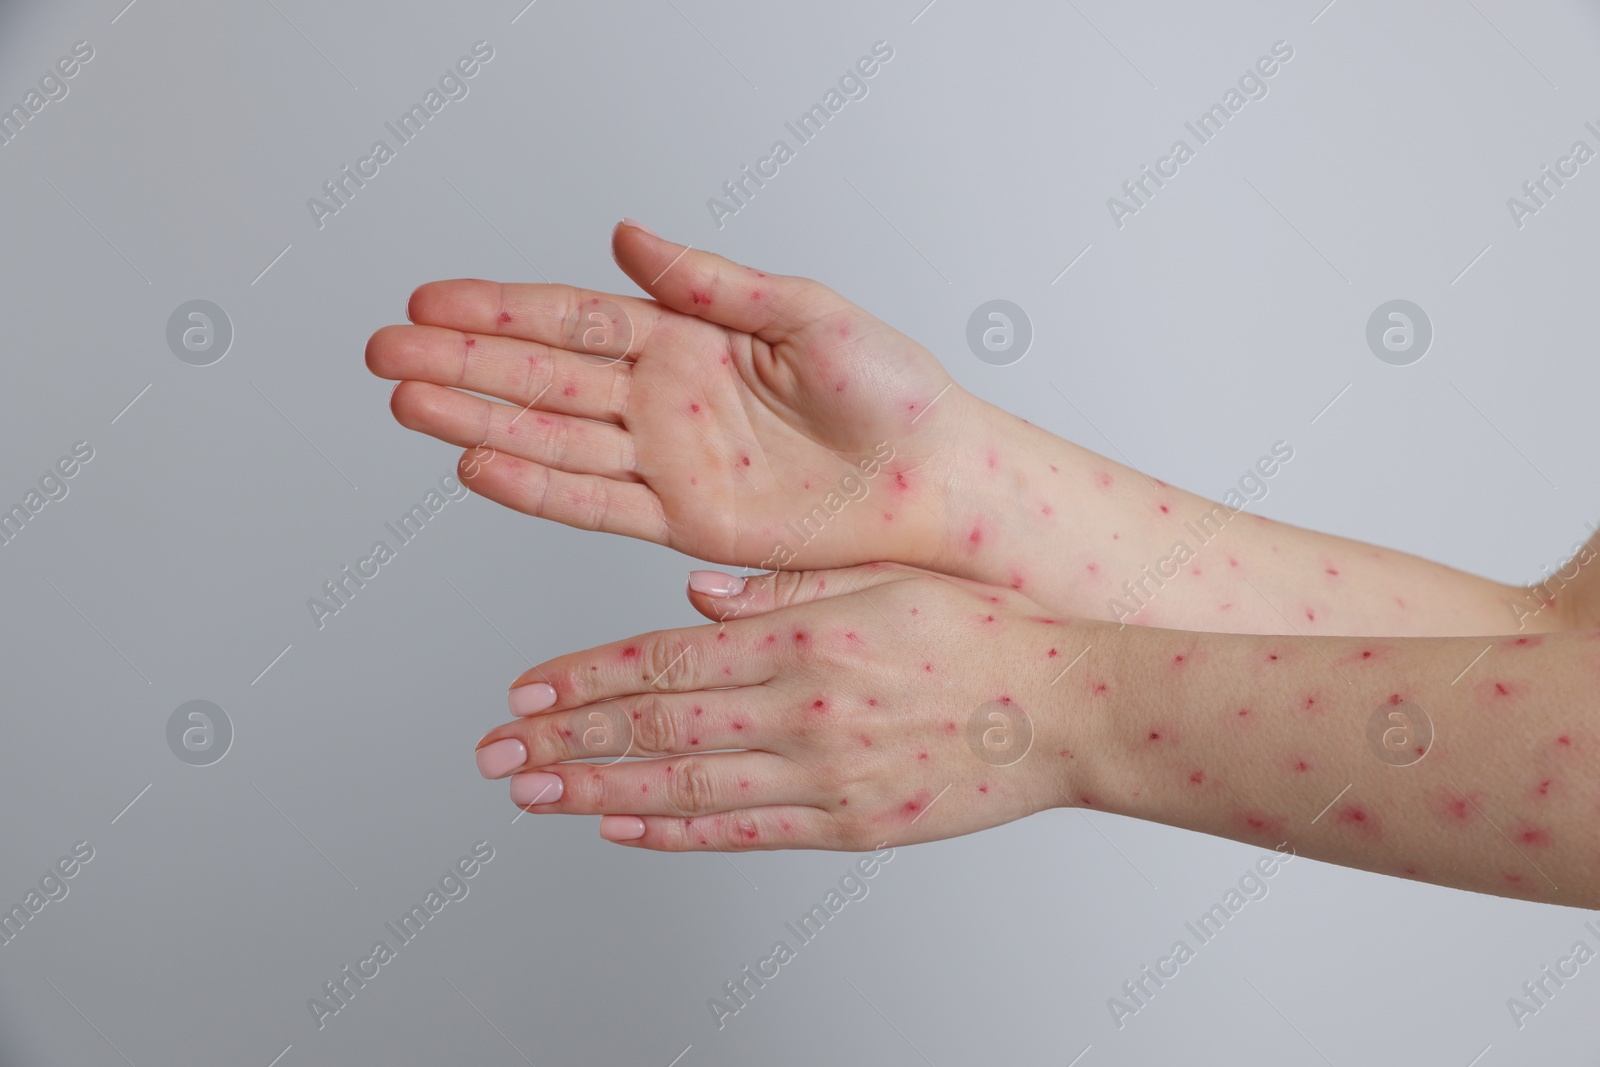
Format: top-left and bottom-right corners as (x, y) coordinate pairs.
(688, 570), (746, 598)
(600, 815), (647, 842)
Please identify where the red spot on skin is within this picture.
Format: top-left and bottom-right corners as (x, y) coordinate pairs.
(986, 451), (999, 471)
(754, 271), (767, 278)
(1147, 731), (1162, 742)
(689, 738), (700, 746)
(1172, 655), (1185, 667)
(835, 382), (846, 393)
(810, 699), (827, 712)
(981, 614), (996, 624)
(1085, 562), (1097, 574)
(845, 631), (860, 642)
(944, 721), (957, 733)
(1508, 636), (1543, 648)
(592, 666), (599, 671)
(1095, 471), (1112, 489)
(1326, 568), (1339, 576)
(1236, 811), (1287, 838)
(1228, 556), (1240, 568)
(1517, 825), (1552, 848)
(1189, 771), (1205, 785)
(1268, 654), (1279, 662)
(1237, 708), (1251, 718)
(838, 324), (850, 338)
(1335, 804), (1379, 836)
(741, 825), (758, 841)
(1092, 682), (1109, 696)
(689, 402), (701, 414)
(793, 631), (808, 644)
(1533, 779), (1555, 798)
(1362, 650), (1373, 659)
(563, 384), (579, 397)
(716, 632), (727, 642)
(1305, 609), (1316, 622)
(1159, 504), (1170, 514)
(1059, 748), (1075, 758)
(923, 663), (934, 672)
(559, 728), (573, 738)
(918, 751), (929, 761)
(750, 290), (762, 300)
(722, 667), (732, 675)
(1303, 696), (1318, 711)
(967, 526), (983, 549)
(779, 820), (793, 833)
(900, 788), (933, 818)
(1292, 759), (1311, 773)
(621, 646), (640, 659)
(984, 595), (1002, 604)
(632, 711), (641, 720)
(1042, 504), (1055, 517)
(1047, 648), (1059, 658)
(641, 784), (648, 793)
(720, 356), (729, 366)
(740, 455), (751, 467)
(464, 337), (476, 347)
(1078, 794), (1098, 806)
(839, 798), (848, 806)
(690, 476), (699, 486)
(690, 290), (711, 306)
(732, 721), (746, 731)
(978, 783), (989, 793)
(858, 735), (872, 747)
(1557, 735), (1572, 747)
(1050, 465), (1059, 474)
(764, 634), (777, 645)
(866, 698), (878, 707)
(498, 311), (513, 324)
(1389, 693), (1403, 705)
(693, 706), (703, 717)
(882, 512), (894, 522)
(1440, 793), (1477, 822)
(891, 471), (911, 493)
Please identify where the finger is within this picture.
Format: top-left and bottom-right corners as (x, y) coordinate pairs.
(510, 752), (818, 818)
(455, 447), (668, 544)
(393, 380), (637, 480)
(599, 806), (841, 852)
(367, 324), (631, 424)
(481, 689), (783, 768)
(612, 220), (847, 343)
(509, 619), (783, 710)
(684, 563), (915, 622)
(407, 278), (664, 363)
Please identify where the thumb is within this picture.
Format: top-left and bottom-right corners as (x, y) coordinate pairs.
(612, 220), (846, 342)
(684, 564), (910, 622)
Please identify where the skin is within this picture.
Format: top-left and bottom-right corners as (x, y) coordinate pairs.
(366, 222), (1588, 638)
(476, 563), (1600, 908)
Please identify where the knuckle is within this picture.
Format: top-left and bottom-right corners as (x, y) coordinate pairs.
(643, 633), (696, 690)
(666, 759), (718, 816)
(770, 570), (810, 610)
(722, 813), (763, 851)
(633, 695), (684, 755)
(569, 767), (609, 812)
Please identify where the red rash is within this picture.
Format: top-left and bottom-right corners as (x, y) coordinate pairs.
(859, 735), (873, 747)
(1095, 472), (1112, 488)
(943, 722), (957, 733)
(464, 337), (476, 347)
(978, 783), (989, 793)
(810, 699), (827, 712)
(900, 789), (933, 818)
(732, 721), (746, 731)
(1237, 812), (1288, 838)
(750, 290), (762, 300)
(690, 290), (711, 305)
(793, 631), (808, 644)
(563, 385), (578, 397)
(498, 312), (512, 324)
(967, 526), (983, 549)
(918, 751), (929, 761)
(1159, 504), (1170, 514)
(1335, 804), (1379, 835)
(1517, 826), (1552, 848)
(1189, 771), (1205, 785)
(621, 646), (640, 659)
(689, 402), (701, 414)
(692, 706), (703, 716)
(740, 455), (751, 466)
(1047, 648), (1059, 658)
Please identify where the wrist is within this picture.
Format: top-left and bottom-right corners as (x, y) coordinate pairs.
(1022, 619), (1122, 814)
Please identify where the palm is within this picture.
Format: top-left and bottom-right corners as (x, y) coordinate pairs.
(370, 225), (960, 571)
(626, 306), (950, 566)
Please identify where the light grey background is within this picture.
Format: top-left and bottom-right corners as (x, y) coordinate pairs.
(2, 0), (1597, 1064)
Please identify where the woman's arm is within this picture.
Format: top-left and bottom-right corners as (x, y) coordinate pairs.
(372, 222), (1555, 637)
(474, 564), (1600, 908)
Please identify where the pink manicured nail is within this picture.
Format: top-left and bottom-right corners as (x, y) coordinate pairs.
(508, 682), (557, 716)
(599, 815), (647, 841)
(620, 217), (661, 239)
(689, 570), (746, 598)
(476, 738), (526, 779)
(510, 772), (564, 806)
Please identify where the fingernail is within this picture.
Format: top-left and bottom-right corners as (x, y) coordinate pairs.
(620, 217), (661, 239)
(600, 815), (647, 841)
(689, 570), (746, 598)
(510, 772), (564, 806)
(475, 738), (526, 779)
(508, 682), (557, 716)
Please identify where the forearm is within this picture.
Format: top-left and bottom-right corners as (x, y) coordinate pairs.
(929, 391), (1540, 637)
(1059, 620), (1600, 906)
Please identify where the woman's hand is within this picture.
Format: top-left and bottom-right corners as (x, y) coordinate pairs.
(471, 564), (1096, 851)
(367, 222), (978, 573)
